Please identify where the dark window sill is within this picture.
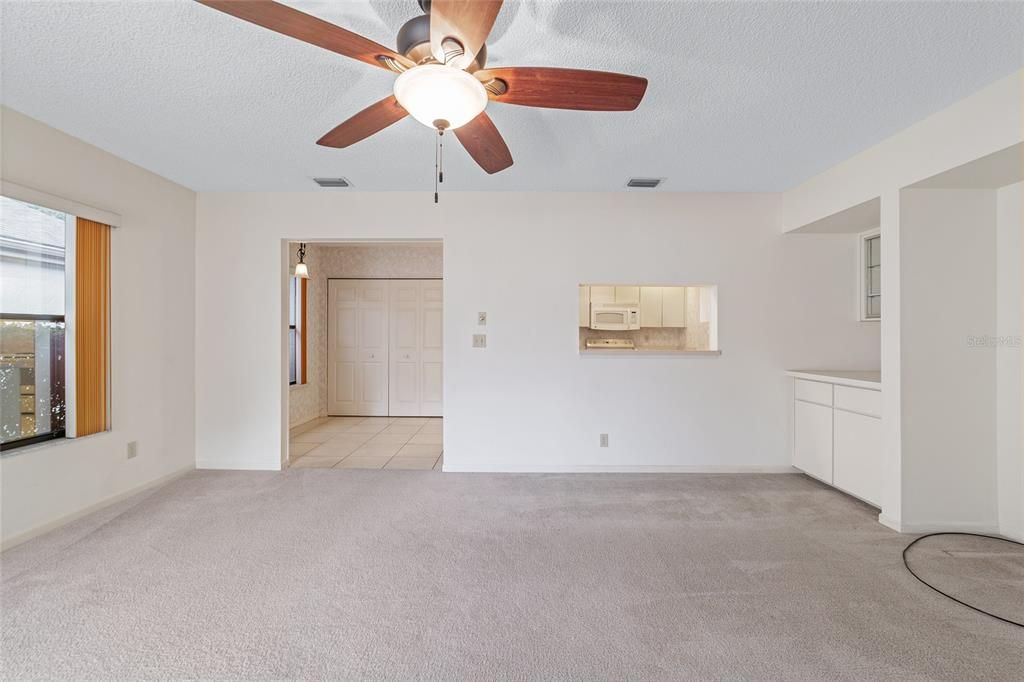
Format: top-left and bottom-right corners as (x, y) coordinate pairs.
(0, 430), (67, 453)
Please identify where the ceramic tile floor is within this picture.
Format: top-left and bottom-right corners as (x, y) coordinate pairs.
(289, 417), (443, 470)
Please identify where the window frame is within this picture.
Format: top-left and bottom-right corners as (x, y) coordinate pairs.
(288, 275), (307, 387)
(859, 229), (881, 322)
(0, 201), (70, 452)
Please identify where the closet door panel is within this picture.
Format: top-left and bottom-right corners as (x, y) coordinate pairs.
(356, 281), (389, 415)
(328, 280), (389, 416)
(389, 281), (422, 416)
(328, 280), (359, 415)
(420, 281), (444, 416)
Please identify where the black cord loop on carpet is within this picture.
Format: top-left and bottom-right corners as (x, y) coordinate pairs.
(902, 532), (1024, 628)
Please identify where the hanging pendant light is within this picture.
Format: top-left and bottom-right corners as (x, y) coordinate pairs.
(294, 243), (309, 279)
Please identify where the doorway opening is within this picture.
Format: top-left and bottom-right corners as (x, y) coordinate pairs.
(284, 240), (443, 471)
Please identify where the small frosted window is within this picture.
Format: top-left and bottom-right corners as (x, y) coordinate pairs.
(863, 234), (880, 320)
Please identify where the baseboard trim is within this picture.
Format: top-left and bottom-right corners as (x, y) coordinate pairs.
(878, 515), (1001, 535)
(877, 514), (902, 532)
(288, 416), (328, 438)
(195, 459), (281, 471)
(1, 465), (194, 552)
(440, 464), (798, 474)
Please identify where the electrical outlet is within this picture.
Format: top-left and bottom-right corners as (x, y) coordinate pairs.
(472, 334), (487, 348)
(477, 311), (487, 325)
(126, 441), (138, 459)
(599, 434), (609, 447)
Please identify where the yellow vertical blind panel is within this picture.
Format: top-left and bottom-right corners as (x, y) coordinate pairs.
(75, 217), (110, 436)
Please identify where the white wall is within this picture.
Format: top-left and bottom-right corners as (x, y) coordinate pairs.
(899, 189), (999, 530)
(782, 70), (1023, 233)
(196, 192), (878, 472)
(0, 107), (196, 548)
(997, 182), (1022, 540)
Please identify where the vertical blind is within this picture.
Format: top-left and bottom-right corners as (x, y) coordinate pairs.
(75, 217), (110, 437)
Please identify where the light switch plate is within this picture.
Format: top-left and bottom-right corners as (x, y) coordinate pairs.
(126, 441), (138, 459)
(472, 334), (487, 348)
(599, 434), (609, 447)
(477, 312), (487, 325)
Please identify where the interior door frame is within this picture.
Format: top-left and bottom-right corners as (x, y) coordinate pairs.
(282, 238), (445, 469)
(326, 277), (443, 418)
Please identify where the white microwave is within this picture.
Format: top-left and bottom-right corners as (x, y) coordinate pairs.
(590, 303), (640, 330)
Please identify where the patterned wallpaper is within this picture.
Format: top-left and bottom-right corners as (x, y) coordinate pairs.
(287, 242), (443, 427)
(316, 243), (442, 279)
(287, 243), (323, 427)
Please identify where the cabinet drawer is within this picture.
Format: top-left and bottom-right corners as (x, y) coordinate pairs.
(834, 386), (881, 417)
(794, 379), (832, 406)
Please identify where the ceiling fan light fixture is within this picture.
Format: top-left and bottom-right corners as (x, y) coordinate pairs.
(394, 64), (488, 130)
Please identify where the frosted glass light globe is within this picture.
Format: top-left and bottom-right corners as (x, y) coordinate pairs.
(394, 64), (488, 130)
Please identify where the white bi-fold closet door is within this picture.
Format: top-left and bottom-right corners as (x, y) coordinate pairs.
(388, 280), (443, 416)
(327, 279), (443, 417)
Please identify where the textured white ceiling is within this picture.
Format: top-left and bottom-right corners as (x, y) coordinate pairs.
(2, 1), (1022, 192)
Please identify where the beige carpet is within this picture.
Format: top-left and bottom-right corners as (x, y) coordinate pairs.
(2, 471), (1022, 680)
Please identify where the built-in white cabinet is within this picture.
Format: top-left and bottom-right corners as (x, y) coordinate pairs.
(794, 398), (833, 483)
(639, 287), (663, 327)
(790, 373), (881, 506)
(579, 284), (689, 328)
(614, 286), (640, 303)
(578, 285), (590, 326)
(662, 287), (687, 327)
(833, 410), (882, 505)
(590, 285), (614, 305)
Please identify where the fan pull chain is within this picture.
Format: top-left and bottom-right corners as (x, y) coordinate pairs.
(434, 128), (445, 204)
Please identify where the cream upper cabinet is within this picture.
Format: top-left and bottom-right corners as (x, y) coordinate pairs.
(614, 286), (640, 303)
(639, 287), (663, 327)
(662, 286), (687, 327)
(590, 285), (614, 305)
(578, 285), (590, 327)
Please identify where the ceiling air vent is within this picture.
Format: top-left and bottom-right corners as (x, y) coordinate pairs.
(626, 177), (663, 189)
(313, 177), (351, 188)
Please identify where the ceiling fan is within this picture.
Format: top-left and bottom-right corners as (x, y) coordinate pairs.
(196, 0), (648, 193)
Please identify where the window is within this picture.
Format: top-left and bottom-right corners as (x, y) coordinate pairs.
(1, 196), (69, 449)
(861, 232), (881, 320)
(288, 276), (306, 386)
(1, 196), (111, 451)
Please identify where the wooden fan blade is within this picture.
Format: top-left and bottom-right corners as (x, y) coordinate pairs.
(317, 96), (408, 148)
(196, 1), (413, 72)
(430, 0), (503, 69)
(475, 67), (647, 111)
(454, 112), (513, 174)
